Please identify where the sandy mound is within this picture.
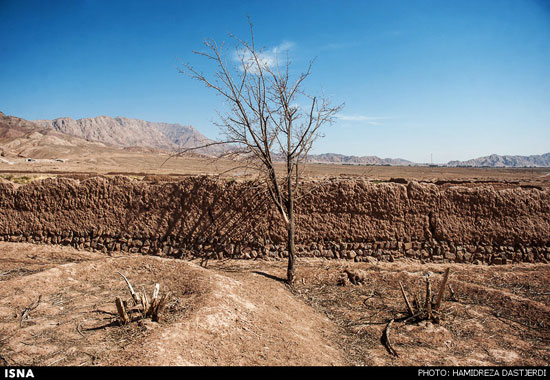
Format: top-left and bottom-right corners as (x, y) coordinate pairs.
(0, 242), (344, 366)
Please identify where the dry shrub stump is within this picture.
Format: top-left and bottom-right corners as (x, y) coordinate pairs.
(115, 272), (170, 324)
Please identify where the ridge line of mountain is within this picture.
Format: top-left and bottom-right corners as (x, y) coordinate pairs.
(1, 111), (548, 167)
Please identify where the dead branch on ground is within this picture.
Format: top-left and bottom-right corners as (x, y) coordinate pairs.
(383, 319), (398, 357)
(20, 295), (42, 328)
(0, 354), (11, 366)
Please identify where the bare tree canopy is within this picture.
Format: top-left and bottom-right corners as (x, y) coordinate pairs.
(179, 19), (343, 283)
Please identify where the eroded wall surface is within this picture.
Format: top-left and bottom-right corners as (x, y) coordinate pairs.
(1, 176), (548, 264)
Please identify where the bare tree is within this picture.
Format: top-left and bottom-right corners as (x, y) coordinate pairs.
(180, 20), (343, 283)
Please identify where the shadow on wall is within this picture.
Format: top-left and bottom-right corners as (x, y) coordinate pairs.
(153, 176), (278, 259)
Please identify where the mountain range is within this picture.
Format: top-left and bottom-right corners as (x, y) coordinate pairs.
(306, 153), (413, 166)
(33, 115), (217, 154)
(309, 152), (550, 168)
(0, 111), (108, 160)
(0, 111), (548, 167)
(446, 153), (550, 168)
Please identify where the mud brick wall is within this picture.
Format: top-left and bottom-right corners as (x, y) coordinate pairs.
(0, 176), (549, 264)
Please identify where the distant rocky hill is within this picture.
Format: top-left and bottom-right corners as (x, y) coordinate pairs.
(0, 111), (106, 159)
(34, 115), (220, 154)
(307, 153), (414, 166)
(447, 153), (550, 168)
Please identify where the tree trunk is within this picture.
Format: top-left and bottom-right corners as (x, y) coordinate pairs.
(287, 213), (296, 284)
(286, 162), (296, 284)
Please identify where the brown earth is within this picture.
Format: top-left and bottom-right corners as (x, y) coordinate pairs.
(1, 242), (548, 366)
(2, 152), (550, 190)
(0, 242), (343, 366)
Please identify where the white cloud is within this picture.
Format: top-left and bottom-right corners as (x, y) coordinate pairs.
(272, 41), (295, 54)
(337, 115), (392, 125)
(234, 41), (295, 73)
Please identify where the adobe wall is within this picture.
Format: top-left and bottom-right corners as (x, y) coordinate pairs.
(0, 176), (549, 264)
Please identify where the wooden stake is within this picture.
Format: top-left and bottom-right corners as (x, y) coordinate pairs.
(425, 278), (432, 320)
(152, 292), (170, 322)
(140, 287), (149, 314)
(115, 297), (130, 324)
(152, 283), (160, 300)
(399, 281), (415, 316)
(146, 284), (161, 317)
(434, 268), (450, 312)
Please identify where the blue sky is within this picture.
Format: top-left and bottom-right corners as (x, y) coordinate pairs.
(1, 0), (549, 163)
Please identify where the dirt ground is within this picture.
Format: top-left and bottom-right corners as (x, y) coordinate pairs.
(1, 241), (548, 366)
(1, 152), (550, 189)
(0, 242), (342, 366)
